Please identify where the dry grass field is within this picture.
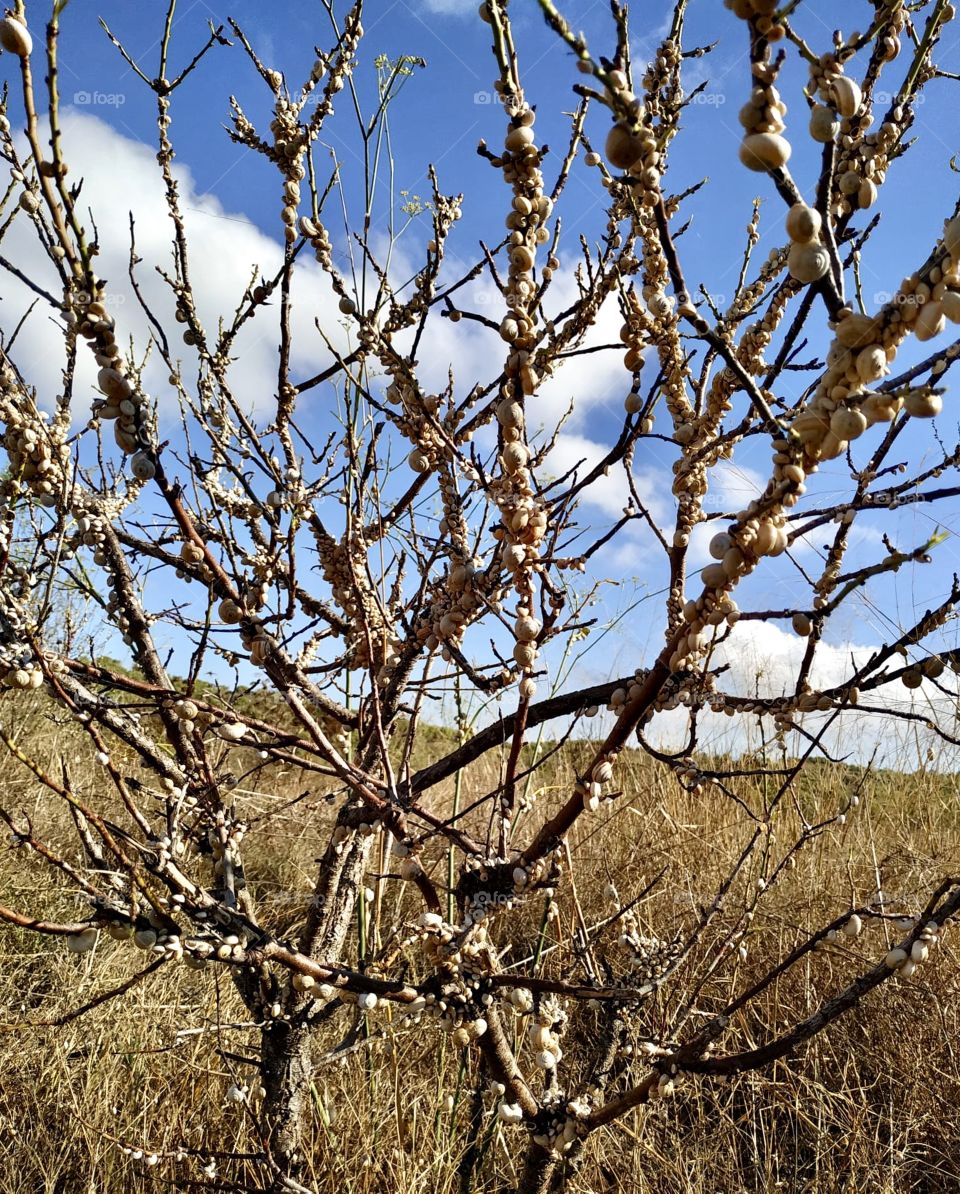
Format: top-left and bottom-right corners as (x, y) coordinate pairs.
(2, 690), (960, 1194)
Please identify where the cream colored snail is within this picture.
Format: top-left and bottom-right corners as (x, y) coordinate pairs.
(605, 123), (643, 171)
(788, 242), (830, 284)
(940, 290), (960, 323)
(943, 214), (960, 257)
(829, 407), (868, 440)
(785, 203), (822, 244)
(809, 105), (839, 143)
(855, 345), (887, 383)
(834, 312), (880, 348)
(218, 598), (243, 624)
(97, 367), (132, 402)
(66, 926), (98, 953)
(129, 451), (156, 481)
(0, 15), (32, 57)
(829, 76), (862, 119)
(739, 132), (791, 172)
(513, 614), (540, 642)
(904, 390), (942, 418)
(914, 301), (946, 342)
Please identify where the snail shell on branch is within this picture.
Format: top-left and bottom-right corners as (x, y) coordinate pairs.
(514, 614), (541, 642)
(739, 132), (791, 172)
(809, 105), (839, 143)
(943, 215), (960, 257)
(855, 345), (887, 383)
(914, 301), (945, 342)
(66, 927), (98, 953)
(0, 16), (32, 57)
(830, 76), (862, 119)
(787, 242), (830, 284)
(904, 390), (942, 418)
(98, 368), (132, 401)
(605, 123), (643, 170)
(940, 290), (960, 323)
(834, 312), (880, 349)
(218, 598), (243, 624)
(829, 407), (867, 440)
(129, 451), (156, 481)
(785, 203), (821, 244)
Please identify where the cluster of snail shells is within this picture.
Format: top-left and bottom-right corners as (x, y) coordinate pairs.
(169, 697), (213, 735)
(531, 1104), (592, 1153)
(791, 264), (955, 468)
(417, 590), (465, 658)
(269, 97), (307, 231)
(177, 538), (211, 581)
(901, 215), (960, 346)
(0, 657), (44, 689)
(499, 137), (552, 351)
(70, 511), (108, 563)
(884, 919), (940, 980)
(571, 763), (611, 814)
(723, 0), (786, 40)
(0, 398), (69, 509)
(785, 203), (830, 285)
(490, 107), (546, 385)
(811, 58), (863, 124)
(93, 357), (148, 458)
(373, 634), (403, 687)
(316, 541), (383, 669)
(676, 564), (743, 671)
(297, 214), (332, 268)
(510, 606), (541, 682)
(510, 854), (551, 893)
(618, 926), (680, 983)
(717, 511), (786, 570)
(602, 75), (661, 206)
(278, 171), (304, 246)
(607, 674), (651, 717)
(493, 397), (547, 540)
(0, 15), (32, 57)
(492, 489), (549, 554)
(737, 74), (791, 174)
(105, 578), (140, 645)
(526, 1003), (564, 1071)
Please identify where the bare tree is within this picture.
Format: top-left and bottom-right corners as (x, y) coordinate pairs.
(2, 0), (960, 1190)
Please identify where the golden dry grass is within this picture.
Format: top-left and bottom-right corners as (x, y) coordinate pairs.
(2, 692), (960, 1193)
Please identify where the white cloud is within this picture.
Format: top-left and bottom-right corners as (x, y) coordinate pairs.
(4, 109), (346, 427)
(417, 0), (476, 13)
(544, 431), (667, 524)
(648, 618), (959, 767)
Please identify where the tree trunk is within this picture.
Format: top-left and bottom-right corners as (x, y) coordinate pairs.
(261, 1018), (316, 1191)
(514, 1144), (557, 1194)
(260, 832), (373, 1190)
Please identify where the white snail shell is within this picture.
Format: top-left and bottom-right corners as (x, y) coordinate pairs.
(787, 242), (830, 284)
(0, 16), (32, 57)
(830, 76), (862, 119)
(738, 132), (791, 172)
(129, 451), (156, 481)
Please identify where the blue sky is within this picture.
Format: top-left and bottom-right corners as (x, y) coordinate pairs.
(5, 1), (960, 762)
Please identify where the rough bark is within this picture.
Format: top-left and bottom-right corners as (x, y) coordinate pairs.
(260, 832), (373, 1190)
(515, 1145), (557, 1194)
